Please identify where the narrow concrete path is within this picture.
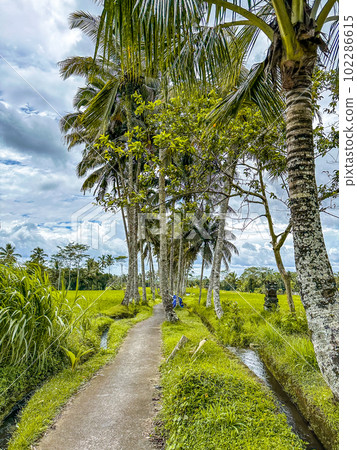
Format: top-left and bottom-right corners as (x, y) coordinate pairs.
(38, 304), (165, 450)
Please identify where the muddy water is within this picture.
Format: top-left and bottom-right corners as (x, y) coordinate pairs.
(228, 347), (324, 450)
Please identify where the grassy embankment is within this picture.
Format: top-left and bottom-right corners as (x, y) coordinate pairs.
(183, 288), (338, 449)
(0, 271), (155, 449)
(160, 307), (307, 449)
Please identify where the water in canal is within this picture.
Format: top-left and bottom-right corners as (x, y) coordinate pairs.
(228, 347), (324, 450)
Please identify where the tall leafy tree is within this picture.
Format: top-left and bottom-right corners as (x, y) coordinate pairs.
(95, 0), (339, 398)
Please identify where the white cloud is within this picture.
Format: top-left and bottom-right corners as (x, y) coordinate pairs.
(0, 0), (339, 274)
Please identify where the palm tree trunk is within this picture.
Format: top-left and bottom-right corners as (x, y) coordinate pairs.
(159, 147), (178, 322)
(198, 253), (205, 305)
(285, 70), (338, 398)
(180, 260), (186, 296)
(211, 156), (236, 318)
(123, 93), (136, 305)
(183, 264), (189, 296)
(176, 225), (183, 296)
(140, 239), (147, 304)
(211, 197), (229, 319)
(206, 260), (214, 308)
(122, 204), (134, 305)
(132, 203), (140, 303)
(115, 175), (129, 246)
(169, 208), (175, 294)
(57, 267), (61, 290)
(148, 244), (156, 299)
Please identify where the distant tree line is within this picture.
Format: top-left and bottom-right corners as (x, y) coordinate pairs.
(0, 243), (339, 296)
(0, 242), (127, 291)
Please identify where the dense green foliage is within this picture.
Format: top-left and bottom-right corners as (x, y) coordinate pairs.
(160, 308), (305, 449)
(7, 300), (154, 449)
(0, 265), (78, 423)
(0, 265), (77, 371)
(220, 267), (298, 294)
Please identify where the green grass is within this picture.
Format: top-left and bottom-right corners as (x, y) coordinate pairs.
(184, 288), (339, 449)
(159, 308), (306, 449)
(7, 300), (155, 450)
(66, 288), (152, 315)
(66, 289), (126, 313)
(0, 287), (152, 422)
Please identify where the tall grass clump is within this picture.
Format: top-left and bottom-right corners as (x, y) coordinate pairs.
(0, 264), (75, 372)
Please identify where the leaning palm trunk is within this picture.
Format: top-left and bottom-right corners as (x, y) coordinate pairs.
(159, 147), (178, 322)
(285, 69), (339, 398)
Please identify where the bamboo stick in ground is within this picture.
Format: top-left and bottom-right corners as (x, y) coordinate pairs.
(166, 335), (189, 363)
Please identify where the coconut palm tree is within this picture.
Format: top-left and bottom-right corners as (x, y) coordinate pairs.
(105, 254), (115, 274)
(96, 0), (339, 398)
(29, 247), (48, 266)
(0, 243), (21, 265)
(98, 255), (108, 272)
(185, 211), (239, 304)
(60, 10), (162, 306)
(85, 257), (101, 290)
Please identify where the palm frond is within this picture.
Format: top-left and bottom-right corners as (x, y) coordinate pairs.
(321, 18), (339, 70)
(69, 10), (101, 42)
(208, 60), (284, 124)
(58, 56), (107, 80)
(79, 78), (121, 137)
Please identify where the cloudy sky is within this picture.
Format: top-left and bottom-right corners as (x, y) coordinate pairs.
(0, 0), (338, 276)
